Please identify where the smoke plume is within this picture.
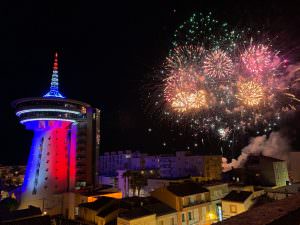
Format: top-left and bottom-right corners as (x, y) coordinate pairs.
(222, 131), (291, 172)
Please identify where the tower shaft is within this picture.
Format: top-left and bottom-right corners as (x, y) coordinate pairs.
(20, 120), (76, 211)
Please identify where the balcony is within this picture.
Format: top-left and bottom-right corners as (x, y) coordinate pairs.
(183, 199), (209, 208)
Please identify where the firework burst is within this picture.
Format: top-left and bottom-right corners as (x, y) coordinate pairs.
(203, 49), (234, 79)
(241, 43), (279, 76)
(236, 80), (264, 106)
(171, 90), (208, 113)
(165, 45), (205, 72)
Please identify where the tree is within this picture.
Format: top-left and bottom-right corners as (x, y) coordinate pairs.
(0, 197), (19, 211)
(128, 171), (147, 197)
(122, 170), (132, 197)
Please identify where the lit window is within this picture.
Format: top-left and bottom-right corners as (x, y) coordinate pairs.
(230, 205), (237, 213)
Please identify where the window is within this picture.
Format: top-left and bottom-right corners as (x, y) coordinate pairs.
(230, 205), (237, 213)
(190, 195), (196, 203)
(170, 218), (175, 225)
(188, 211), (192, 220)
(158, 221), (164, 225)
(201, 193), (205, 201)
(182, 213), (185, 222)
(186, 197), (190, 205)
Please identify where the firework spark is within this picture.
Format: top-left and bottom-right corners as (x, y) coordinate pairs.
(236, 80), (264, 106)
(241, 44), (278, 76)
(203, 49), (234, 79)
(166, 45), (205, 72)
(218, 127), (231, 140)
(173, 12), (242, 52)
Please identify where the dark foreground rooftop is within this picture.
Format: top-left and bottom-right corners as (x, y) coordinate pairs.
(215, 194), (300, 225)
(0, 205), (42, 222)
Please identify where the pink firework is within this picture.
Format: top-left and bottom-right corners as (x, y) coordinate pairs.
(241, 44), (278, 75)
(203, 49), (234, 79)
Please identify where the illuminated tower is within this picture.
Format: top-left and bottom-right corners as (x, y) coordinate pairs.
(12, 53), (100, 213)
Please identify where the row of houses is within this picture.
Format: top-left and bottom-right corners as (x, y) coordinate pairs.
(77, 181), (264, 225)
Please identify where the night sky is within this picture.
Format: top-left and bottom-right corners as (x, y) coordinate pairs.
(1, 1), (300, 165)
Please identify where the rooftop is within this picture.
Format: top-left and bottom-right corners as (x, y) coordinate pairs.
(119, 197), (176, 219)
(120, 196), (159, 209)
(167, 182), (209, 196)
(143, 202), (176, 216)
(203, 181), (229, 187)
(267, 183), (300, 194)
(1, 215), (51, 225)
(215, 194), (300, 225)
(97, 203), (120, 218)
(118, 207), (154, 220)
(222, 190), (253, 202)
(0, 206), (42, 222)
(79, 197), (116, 210)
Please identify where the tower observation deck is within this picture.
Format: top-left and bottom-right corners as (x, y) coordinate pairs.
(12, 53), (100, 214)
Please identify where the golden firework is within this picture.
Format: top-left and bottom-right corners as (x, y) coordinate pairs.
(171, 90), (208, 112)
(236, 81), (264, 106)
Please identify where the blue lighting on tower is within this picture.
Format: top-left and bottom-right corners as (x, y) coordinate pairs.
(44, 52), (65, 98)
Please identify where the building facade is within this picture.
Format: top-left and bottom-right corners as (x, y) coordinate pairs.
(151, 182), (213, 225)
(288, 151), (300, 183)
(99, 151), (222, 179)
(221, 190), (255, 219)
(259, 156), (289, 187)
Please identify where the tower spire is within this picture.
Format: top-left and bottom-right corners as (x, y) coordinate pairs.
(43, 52), (65, 98)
